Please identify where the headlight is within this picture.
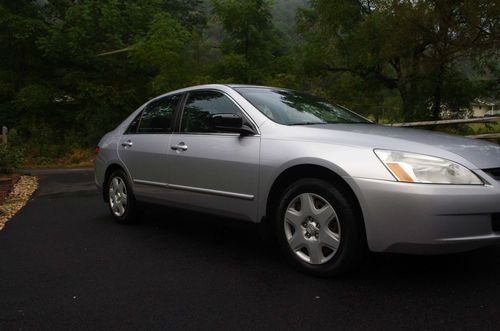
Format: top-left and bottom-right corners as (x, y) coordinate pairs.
(374, 149), (483, 185)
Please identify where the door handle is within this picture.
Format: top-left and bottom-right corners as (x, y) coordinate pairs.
(171, 142), (188, 151)
(121, 140), (133, 147)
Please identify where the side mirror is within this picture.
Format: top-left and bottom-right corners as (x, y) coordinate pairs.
(209, 113), (255, 135)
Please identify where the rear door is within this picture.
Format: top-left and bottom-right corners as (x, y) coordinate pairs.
(118, 93), (182, 200)
(165, 90), (261, 222)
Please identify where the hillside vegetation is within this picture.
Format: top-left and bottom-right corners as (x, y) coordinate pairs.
(0, 0), (498, 165)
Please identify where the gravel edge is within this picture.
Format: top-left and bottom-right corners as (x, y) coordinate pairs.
(0, 176), (38, 231)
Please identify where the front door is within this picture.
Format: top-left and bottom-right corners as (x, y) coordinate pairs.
(166, 90), (261, 222)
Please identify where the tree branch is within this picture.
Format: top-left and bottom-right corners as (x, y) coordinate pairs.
(325, 65), (399, 89)
(96, 47), (133, 57)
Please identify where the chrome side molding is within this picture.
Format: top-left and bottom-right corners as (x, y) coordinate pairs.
(133, 179), (254, 200)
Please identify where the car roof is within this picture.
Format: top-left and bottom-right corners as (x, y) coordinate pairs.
(226, 84), (291, 91)
(227, 84), (272, 89)
(147, 84), (293, 106)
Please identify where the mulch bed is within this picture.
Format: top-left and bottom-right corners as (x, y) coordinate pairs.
(0, 174), (21, 205)
(0, 175), (38, 231)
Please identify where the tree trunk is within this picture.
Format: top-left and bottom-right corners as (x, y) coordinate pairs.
(399, 82), (418, 121)
(431, 66), (445, 120)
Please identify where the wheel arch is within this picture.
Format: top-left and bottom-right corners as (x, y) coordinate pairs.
(102, 163), (131, 202)
(264, 164), (366, 236)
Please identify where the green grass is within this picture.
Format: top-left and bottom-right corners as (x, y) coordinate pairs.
(467, 122), (500, 135)
(21, 148), (95, 169)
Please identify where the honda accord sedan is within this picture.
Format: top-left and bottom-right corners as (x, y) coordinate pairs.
(95, 84), (500, 276)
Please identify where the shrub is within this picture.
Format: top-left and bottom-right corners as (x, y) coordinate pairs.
(0, 144), (24, 174)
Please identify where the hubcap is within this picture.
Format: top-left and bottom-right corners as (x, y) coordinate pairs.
(284, 193), (341, 265)
(109, 177), (128, 217)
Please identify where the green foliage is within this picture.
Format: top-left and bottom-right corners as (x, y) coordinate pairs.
(160, 0), (207, 28)
(273, 0), (308, 40)
(0, 0), (498, 165)
(13, 84), (55, 112)
(0, 144), (23, 174)
(211, 53), (250, 82)
(211, 0), (285, 83)
(131, 12), (193, 93)
(298, 0), (499, 121)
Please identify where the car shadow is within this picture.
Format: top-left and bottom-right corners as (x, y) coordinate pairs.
(112, 202), (500, 283)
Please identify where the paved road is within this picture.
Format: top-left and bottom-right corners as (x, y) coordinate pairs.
(1, 170), (500, 330)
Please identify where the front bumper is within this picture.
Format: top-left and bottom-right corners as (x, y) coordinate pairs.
(348, 176), (500, 254)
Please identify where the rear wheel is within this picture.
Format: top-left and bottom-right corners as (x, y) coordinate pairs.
(106, 169), (137, 224)
(274, 178), (365, 276)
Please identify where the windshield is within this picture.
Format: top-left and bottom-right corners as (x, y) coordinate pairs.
(234, 87), (371, 125)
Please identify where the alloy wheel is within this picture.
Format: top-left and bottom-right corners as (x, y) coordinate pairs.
(109, 176), (128, 217)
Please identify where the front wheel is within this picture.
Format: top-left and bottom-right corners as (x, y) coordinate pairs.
(274, 178), (365, 277)
(106, 169), (137, 224)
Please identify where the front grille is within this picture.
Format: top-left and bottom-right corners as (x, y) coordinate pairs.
(483, 168), (500, 181)
(492, 214), (500, 232)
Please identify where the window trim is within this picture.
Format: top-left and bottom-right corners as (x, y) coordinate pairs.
(175, 89), (259, 135)
(172, 92), (188, 133)
(124, 93), (185, 135)
(124, 110), (144, 135)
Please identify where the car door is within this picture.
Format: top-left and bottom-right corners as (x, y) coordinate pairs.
(118, 93), (182, 200)
(165, 90), (261, 222)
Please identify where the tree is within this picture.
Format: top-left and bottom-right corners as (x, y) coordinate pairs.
(0, 1), (47, 129)
(210, 0), (282, 83)
(130, 12), (193, 93)
(0, 0), (497, 164)
(159, 0), (206, 29)
(298, 0), (499, 121)
(35, 0), (162, 147)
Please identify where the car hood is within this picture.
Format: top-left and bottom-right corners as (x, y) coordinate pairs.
(295, 124), (500, 169)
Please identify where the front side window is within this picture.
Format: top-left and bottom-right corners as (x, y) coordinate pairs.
(181, 91), (242, 133)
(234, 87), (370, 125)
(137, 94), (181, 133)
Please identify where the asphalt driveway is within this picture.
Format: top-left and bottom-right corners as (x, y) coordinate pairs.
(1, 169), (500, 330)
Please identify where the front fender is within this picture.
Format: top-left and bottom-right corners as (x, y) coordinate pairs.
(257, 139), (393, 222)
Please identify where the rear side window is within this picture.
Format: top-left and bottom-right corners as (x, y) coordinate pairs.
(125, 112), (142, 134)
(181, 91), (242, 133)
(137, 94), (181, 133)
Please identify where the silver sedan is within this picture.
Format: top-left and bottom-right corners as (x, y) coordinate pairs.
(95, 84), (500, 276)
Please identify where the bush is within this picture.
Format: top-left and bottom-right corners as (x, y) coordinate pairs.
(0, 144), (24, 174)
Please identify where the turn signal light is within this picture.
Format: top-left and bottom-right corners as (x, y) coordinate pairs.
(386, 162), (415, 182)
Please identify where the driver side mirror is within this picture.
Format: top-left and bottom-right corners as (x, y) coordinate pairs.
(209, 113), (255, 135)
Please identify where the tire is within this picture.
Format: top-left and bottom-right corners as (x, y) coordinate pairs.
(106, 169), (138, 224)
(274, 178), (365, 277)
